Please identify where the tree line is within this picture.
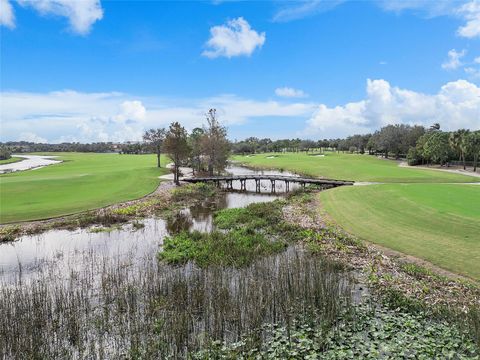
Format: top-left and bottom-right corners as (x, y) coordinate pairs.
(231, 123), (479, 171)
(143, 109), (230, 184)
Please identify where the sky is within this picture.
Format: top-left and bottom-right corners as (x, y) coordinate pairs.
(0, 0), (479, 143)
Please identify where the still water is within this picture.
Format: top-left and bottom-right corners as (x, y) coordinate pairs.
(0, 165), (300, 284)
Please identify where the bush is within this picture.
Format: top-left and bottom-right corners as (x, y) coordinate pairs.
(407, 146), (422, 166)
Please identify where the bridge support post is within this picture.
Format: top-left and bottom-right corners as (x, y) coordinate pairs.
(271, 179), (276, 193)
(255, 179), (260, 193)
(226, 180), (233, 190)
(240, 179), (246, 191)
(285, 181), (289, 192)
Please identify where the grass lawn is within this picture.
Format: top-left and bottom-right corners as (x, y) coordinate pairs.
(232, 152), (479, 183)
(0, 157), (23, 165)
(233, 152), (479, 279)
(0, 153), (169, 223)
(319, 184), (480, 280)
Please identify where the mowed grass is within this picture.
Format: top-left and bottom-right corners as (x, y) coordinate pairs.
(233, 152), (479, 278)
(0, 157), (23, 165)
(232, 152), (479, 183)
(320, 184), (480, 280)
(0, 153), (169, 223)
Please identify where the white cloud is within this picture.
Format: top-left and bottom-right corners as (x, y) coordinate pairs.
(2, 80), (479, 143)
(115, 100), (146, 122)
(273, 0), (345, 22)
(457, 0), (480, 38)
(0, 0), (15, 28)
(202, 17), (265, 58)
(442, 49), (466, 70)
(475, 56), (480, 63)
(275, 87), (307, 98)
(18, 132), (48, 143)
(377, 0), (480, 38)
(17, 0), (103, 34)
(0, 90), (315, 143)
(306, 79), (480, 137)
(465, 66), (480, 78)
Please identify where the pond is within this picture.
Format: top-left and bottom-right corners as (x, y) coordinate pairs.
(0, 164), (360, 358)
(0, 165), (300, 284)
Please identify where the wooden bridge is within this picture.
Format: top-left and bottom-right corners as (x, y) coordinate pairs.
(183, 175), (354, 192)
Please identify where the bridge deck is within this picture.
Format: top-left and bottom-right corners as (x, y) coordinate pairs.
(183, 175), (354, 186)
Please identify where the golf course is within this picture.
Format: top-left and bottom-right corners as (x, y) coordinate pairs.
(1, 151), (479, 280)
(0, 153), (168, 223)
(234, 152), (480, 280)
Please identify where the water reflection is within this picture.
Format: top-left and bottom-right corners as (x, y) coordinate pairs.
(0, 165), (289, 284)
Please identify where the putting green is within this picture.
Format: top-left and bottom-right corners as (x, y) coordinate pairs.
(319, 184), (480, 280)
(0, 153), (168, 223)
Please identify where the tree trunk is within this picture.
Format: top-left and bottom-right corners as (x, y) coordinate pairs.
(157, 151), (161, 168)
(462, 153), (466, 170)
(474, 154), (478, 172)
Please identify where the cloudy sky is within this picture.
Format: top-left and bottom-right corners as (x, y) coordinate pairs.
(1, 0), (479, 143)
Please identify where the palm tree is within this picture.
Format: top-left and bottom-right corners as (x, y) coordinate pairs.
(449, 131), (462, 163)
(449, 129), (469, 169)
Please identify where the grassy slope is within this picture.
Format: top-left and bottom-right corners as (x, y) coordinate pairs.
(232, 152), (479, 183)
(0, 157), (23, 165)
(320, 184), (480, 280)
(0, 153), (168, 223)
(233, 152), (479, 279)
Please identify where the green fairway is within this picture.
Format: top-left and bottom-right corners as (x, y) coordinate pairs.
(233, 152), (479, 278)
(319, 184), (480, 280)
(232, 152), (479, 183)
(0, 157), (23, 165)
(0, 153), (168, 223)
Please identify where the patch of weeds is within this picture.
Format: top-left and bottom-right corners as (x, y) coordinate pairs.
(0, 225), (21, 242)
(89, 225), (122, 233)
(194, 304), (479, 359)
(112, 204), (142, 216)
(158, 228), (287, 268)
(171, 183), (217, 203)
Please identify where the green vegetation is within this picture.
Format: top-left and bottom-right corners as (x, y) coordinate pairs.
(159, 229), (287, 267)
(196, 304), (478, 359)
(0, 156), (22, 165)
(233, 152), (479, 279)
(320, 184), (480, 280)
(0, 152), (169, 223)
(159, 201), (300, 267)
(232, 152), (478, 183)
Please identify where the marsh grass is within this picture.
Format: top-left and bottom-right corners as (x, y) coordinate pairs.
(0, 247), (351, 359)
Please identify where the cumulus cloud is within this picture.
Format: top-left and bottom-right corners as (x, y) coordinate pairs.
(17, 0), (103, 34)
(2, 80), (479, 143)
(18, 132), (48, 143)
(457, 0), (480, 38)
(0, 0), (15, 28)
(202, 17), (265, 58)
(115, 100), (146, 123)
(275, 87), (307, 98)
(442, 49), (466, 70)
(306, 79), (480, 137)
(0, 90), (315, 143)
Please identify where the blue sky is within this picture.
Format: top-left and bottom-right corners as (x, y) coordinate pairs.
(1, 0), (479, 143)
